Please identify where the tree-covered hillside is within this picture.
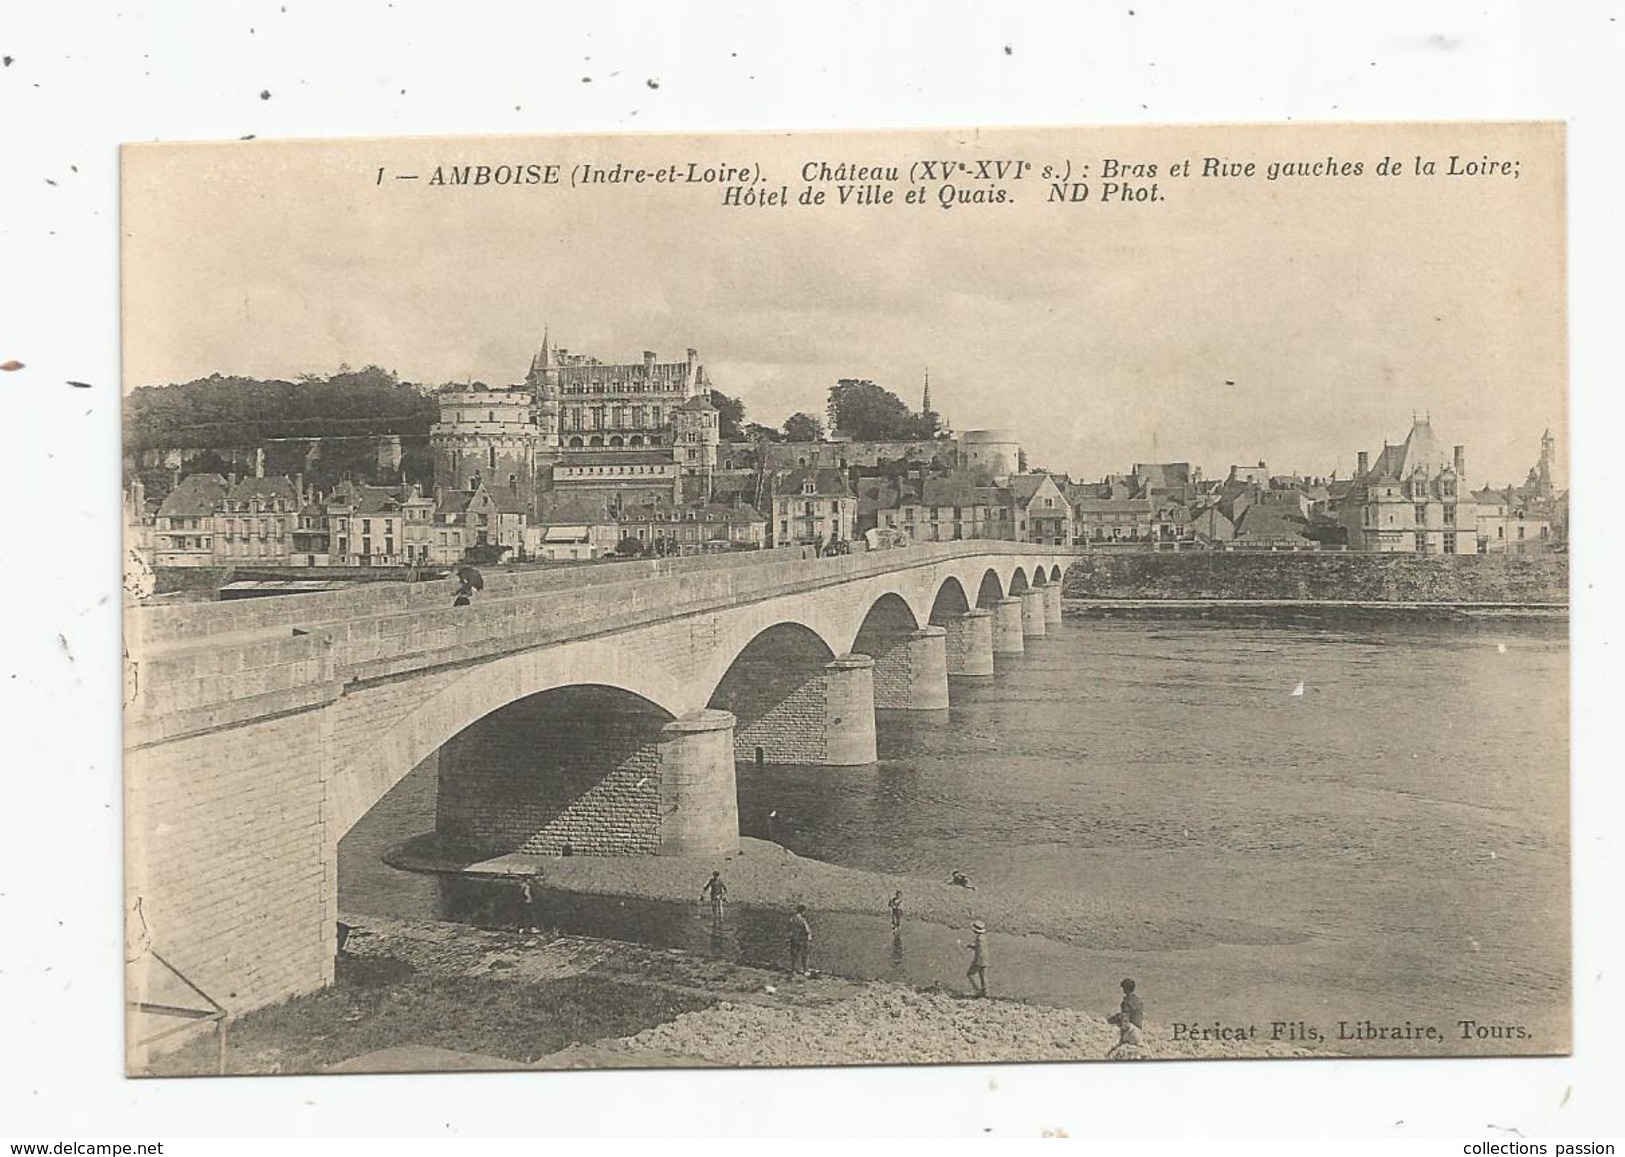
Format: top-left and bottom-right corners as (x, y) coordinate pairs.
(125, 366), (438, 452)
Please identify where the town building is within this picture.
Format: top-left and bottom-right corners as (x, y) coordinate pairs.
(1068, 487), (1155, 544)
(1008, 473), (1073, 545)
(213, 476), (300, 565)
(153, 474), (225, 567)
(885, 474), (1014, 542)
(772, 468), (855, 549)
(618, 501), (768, 555)
(1338, 416), (1476, 554)
(326, 482), (407, 567)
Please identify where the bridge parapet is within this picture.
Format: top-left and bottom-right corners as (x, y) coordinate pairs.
(126, 541), (1076, 736)
(133, 540), (1073, 647)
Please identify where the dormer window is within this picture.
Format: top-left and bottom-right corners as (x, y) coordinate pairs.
(802, 480), (817, 495)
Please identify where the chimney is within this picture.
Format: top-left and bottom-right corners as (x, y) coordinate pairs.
(1453, 445), (1466, 478)
(1357, 451), (1369, 476)
(296, 472), (306, 505)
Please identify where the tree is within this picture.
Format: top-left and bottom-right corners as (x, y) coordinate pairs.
(709, 390), (747, 440)
(742, 422), (781, 443)
(827, 378), (934, 441)
(782, 412), (825, 442)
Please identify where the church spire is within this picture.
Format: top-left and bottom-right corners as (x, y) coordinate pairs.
(921, 366), (932, 417)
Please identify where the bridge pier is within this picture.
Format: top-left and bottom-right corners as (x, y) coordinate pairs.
(944, 609), (994, 677)
(992, 597), (1026, 656)
(872, 626), (950, 710)
(657, 710), (741, 857)
(821, 654), (879, 764)
(1020, 589), (1048, 638)
(1043, 583), (1064, 626)
(728, 652), (878, 766)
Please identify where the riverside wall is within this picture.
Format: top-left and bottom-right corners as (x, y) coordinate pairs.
(1062, 551), (1568, 604)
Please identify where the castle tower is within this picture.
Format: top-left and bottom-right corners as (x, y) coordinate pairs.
(525, 329), (561, 454)
(673, 388), (720, 500)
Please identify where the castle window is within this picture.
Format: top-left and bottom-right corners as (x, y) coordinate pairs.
(1414, 504), (1427, 526)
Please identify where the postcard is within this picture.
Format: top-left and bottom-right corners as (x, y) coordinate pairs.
(121, 121), (1567, 1075)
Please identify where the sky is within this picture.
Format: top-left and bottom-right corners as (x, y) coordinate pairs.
(122, 122), (1567, 488)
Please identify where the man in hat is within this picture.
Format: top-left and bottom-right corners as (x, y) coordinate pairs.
(788, 904), (813, 977)
(966, 921), (989, 997)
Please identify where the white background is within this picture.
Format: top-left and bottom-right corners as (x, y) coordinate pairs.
(1, 0), (1620, 1141)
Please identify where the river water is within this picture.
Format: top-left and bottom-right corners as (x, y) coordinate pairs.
(339, 609), (1569, 1055)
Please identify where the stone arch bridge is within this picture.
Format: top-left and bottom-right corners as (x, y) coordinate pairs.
(125, 541), (1074, 1021)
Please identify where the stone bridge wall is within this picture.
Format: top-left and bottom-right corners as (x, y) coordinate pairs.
(123, 542), (1074, 1043)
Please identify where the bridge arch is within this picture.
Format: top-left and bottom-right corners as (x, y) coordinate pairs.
(1008, 566), (1031, 594)
(327, 634), (692, 842)
(929, 575), (972, 622)
(433, 682), (676, 859)
(706, 621), (855, 765)
(975, 568), (1005, 607)
(850, 592), (921, 656)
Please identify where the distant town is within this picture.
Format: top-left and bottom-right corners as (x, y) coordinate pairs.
(123, 332), (1568, 585)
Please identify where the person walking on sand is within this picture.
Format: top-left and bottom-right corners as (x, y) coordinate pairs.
(966, 921), (989, 997)
(518, 875), (541, 934)
(889, 890), (904, 930)
(701, 871), (728, 923)
(788, 904), (813, 977)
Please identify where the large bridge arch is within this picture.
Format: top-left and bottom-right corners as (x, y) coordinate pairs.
(327, 634), (693, 843)
(433, 682), (677, 859)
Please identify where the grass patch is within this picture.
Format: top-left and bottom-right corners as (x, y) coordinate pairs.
(146, 961), (714, 1076)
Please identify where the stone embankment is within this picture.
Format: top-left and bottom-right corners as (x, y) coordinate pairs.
(1063, 551), (1567, 605)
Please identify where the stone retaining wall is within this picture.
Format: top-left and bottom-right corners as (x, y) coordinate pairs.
(1063, 551), (1568, 604)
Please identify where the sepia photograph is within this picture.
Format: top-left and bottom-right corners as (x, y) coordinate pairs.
(118, 121), (1569, 1079)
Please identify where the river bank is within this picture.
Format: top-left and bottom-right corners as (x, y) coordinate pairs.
(387, 835), (1302, 955)
(147, 914), (1326, 1075)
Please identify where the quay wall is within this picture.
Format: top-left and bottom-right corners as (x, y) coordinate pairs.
(1062, 551), (1568, 604)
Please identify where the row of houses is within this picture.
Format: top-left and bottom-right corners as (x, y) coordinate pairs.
(132, 473), (771, 568)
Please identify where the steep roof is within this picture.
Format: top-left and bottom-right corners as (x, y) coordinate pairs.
(1234, 506), (1312, 543)
(537, 492), (617, 523)
(227, 475), (300, 506)
(916, 475), (1006, 508)
(1007, 473), (1059, 504)
(1366, 417), (1452, 481)
(156, 473), (229, 518)
(776, 467), (851, 497)
(1071, 495), (1153, 515)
